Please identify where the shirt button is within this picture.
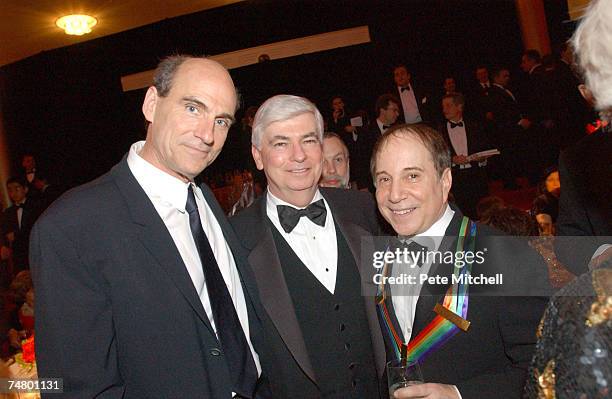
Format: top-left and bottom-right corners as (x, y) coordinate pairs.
(210, 348), (222, 356)
(325, 267), (329, 272)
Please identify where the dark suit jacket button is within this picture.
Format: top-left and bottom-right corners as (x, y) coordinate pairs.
(210, 348), (222, 356)
(344, 343), (351, 351)
(334, 304), (340, 311)
(348, 362), (357, 370)
(340, 323), (346, 332)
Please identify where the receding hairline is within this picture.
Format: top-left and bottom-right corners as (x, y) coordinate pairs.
(373, 129), (436, 172)
(323, 135), (349, 155)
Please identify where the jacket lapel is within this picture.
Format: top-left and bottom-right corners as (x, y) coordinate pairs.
(411, 209), (464, 336)
(246, 198), (316, 383)
(322, 190), (387, 379)
(111, 159), (215, 337)
(199, 184), (266, 323)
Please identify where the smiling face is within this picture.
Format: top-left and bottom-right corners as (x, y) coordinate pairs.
(140, 58), (237, 182)
(320, 135), (350, 188)
(374, 134), (451, 236)
(252, 112), (323, 207)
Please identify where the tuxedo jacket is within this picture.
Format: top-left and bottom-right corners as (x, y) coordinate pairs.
(394, 84), (433, 125)
(354, 122), (384, 191)
(30, 158), (269, 398)
(230, 188), (386, 397)
(555, 127), (612, 275)
(371, 207), (550, 398)
(487, 85), (523, 131)
(438, 119), (491, 160)
(1, 198), (42, 269)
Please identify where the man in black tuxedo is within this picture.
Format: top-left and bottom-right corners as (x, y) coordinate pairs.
(31, 56), (269, 398)
(354, 94), (400, 191)
(231, 94), (386, 398)
(370, 124), (549, 398)
(468, 65), (493, 123)
(438, 93), (490, 218)
(487, 67), (532, 186)
(393, 65), (432, 125)
(1, 177), (42, 272)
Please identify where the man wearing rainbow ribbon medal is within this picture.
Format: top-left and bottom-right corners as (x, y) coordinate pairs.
(370, 124), (549, 398)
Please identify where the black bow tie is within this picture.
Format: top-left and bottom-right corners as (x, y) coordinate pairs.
(383, 124), (392, 129)
(389, 239), (429, 268)
(277, 199), (327, 233)
(15, 203), (24, 209)
(450, 121), (464, 129)
(400, 86), (410, 92)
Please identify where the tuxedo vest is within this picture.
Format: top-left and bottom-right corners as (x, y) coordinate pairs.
(270, 222), (379, 398)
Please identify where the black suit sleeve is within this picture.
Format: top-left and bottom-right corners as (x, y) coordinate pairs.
(30, 218), (125, 398)
(554, 152), (598, 275)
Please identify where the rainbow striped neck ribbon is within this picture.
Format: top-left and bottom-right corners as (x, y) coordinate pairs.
(376, 216), (477, 363)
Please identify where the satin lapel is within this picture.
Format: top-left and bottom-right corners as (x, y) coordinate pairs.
(111, 159), (215, 336)
(248, 199), (316, 384)
(412, 210), (464, 335)
(199, 184), (266, 322)
(323, 191), (387, 379)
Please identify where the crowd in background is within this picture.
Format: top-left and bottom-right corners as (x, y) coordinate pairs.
(0, 40), (602, 361)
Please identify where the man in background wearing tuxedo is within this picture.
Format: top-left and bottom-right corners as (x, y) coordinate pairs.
(438, 93), (490, 218)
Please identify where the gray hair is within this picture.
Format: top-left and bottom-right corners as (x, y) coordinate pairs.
(572, 0), (612, 116)
(152, 55), (191, 97)
(151, 55), (241, 112)
(252, 95), (324, 148)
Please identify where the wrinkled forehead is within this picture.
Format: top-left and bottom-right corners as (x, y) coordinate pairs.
(172, 59), (237, 108)
(377, 134), (433, 171)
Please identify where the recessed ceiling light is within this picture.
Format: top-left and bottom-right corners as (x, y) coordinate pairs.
(55, 14), (98, 36)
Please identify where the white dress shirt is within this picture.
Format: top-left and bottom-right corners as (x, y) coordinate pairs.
(397, 84), (423, 123)
(391, 204), (455, 342)
(447, 120), (472, 170)
(376, 119), (388, 135)
(266, 189), (339, 294)
(447, 120), (468, 157)
(15, 200), (25, 229)
(127, 141), (261, 374)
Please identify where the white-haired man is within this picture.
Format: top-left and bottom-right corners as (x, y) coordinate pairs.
(231, 95), (386, 398)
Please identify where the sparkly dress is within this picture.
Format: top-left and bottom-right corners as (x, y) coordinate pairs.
(524, 263), (611, 398)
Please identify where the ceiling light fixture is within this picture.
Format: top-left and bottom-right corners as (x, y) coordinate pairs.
(55, 14), (98, 36)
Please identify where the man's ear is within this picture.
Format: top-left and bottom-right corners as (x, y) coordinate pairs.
(578, 84), (596, 107)
(142, 86), (159, 123)
(251, 145), (264, 171)
(441, 167), (452, 202)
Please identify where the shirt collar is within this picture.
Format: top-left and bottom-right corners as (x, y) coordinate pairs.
(127, 141), (192, 211)
(266, 188), (323, 210)
(400, 204), (454, 251)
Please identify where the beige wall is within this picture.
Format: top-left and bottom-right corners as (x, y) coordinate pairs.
(568, 0), (592, 21)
